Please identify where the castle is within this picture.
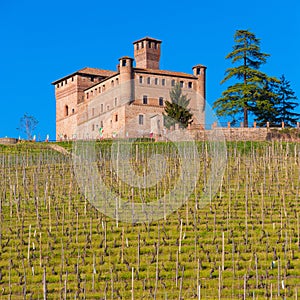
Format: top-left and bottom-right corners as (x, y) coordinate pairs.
(52, 37), (206, 140)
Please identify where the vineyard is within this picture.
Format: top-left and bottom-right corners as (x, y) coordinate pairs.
(0, 141), (299, 299)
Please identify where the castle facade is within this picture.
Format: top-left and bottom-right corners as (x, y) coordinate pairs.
(52, 37), (206, 140)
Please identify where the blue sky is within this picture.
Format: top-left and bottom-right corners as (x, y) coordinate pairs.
(0, 0), (299, 139)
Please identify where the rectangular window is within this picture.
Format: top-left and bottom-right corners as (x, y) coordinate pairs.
(115, 114), (118, 122)
(180, 81), (184, 88)
(91, 77), (94, 82)
(197, 68), (201, 75)
(139, 115), (144, 125)
(162, 79), (165, 86)
(159, 97), (163, 106)
(115, 97), (118, 106)
(122, 59), (126, 66)
(139, 76), (143, 84)
(92, 124), (95, 131)
(147, 77), (151, 84)
(188, 82), (193, 88)
(154, 78), (158, 85)
(107, 105), (110, 111)
(100, 120), (103, 127)
(143, 95), (148, 104)
(101, 104), (103, 113)
(171, 80), (175, 86)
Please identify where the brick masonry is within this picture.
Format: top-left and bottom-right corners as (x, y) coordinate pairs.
(52, 37), (206, 141)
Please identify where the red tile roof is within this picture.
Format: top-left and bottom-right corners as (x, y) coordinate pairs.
(134, 68), (197, 79)
(51, 67), (115, 85)
(133, 36), (162, 44)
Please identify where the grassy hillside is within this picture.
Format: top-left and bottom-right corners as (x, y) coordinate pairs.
(0, 141), (299, 299)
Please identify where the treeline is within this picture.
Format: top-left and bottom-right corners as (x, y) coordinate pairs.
(213, 30), (299, 127)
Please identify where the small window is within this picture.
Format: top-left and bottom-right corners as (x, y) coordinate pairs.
(159, 97), (163, 106)
(100, 120), (103, 128)
(139, 114), (144, 125)
(99, 87), (101, 93)
(149, 41), (152, 48)
(188, 82), (193, 88)
(116, 78), (119, 85)
(136, 43), (139, 50)
(91, 77), (94, 82)
(122, 59), (126, 67)
(102, 85), (105, 92)
(65, 80), (67, 85)
(147, 77), (151, 84)
(92, 108), (95, 116)
(65, 105), (69, 116)
(107, 105), (110, 111)
(115, 97), (118, 106)
(101, 104), (103, 113)
(91, 90), (93, 97)
(197, 68), (201, 75)
(171, 80), (175, 86)
(87, 92), (89, 99)
(71, 77), (74, 82)
(115, 114), (118, 122)
(154, 43), (157, 49)
(141, 41), (144, 48)
(56, 84), (59, 88)
(143, 95), (148, 105)
(72, 108), (75, 114)
(111, 80), (114, 87)
(154, 78), (158, 85)
(180, 81), (184, 88)
(92, 124), (95, 131)
(162, 79), (165, 86)
(61, 82), (63, 87)
(139, 76), (143, 84)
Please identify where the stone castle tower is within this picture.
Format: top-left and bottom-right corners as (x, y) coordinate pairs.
(133, 37), (161, 69)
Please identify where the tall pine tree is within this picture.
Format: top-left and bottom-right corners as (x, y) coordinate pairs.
(213, 29), (277, 127)
(163, 83), (193, 129)
(276, 75), (299, 127)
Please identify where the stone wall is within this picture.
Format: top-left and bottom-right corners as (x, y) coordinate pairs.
(186, 127), (300, 142)
(0, 138), (18, 145)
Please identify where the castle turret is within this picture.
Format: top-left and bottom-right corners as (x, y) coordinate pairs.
(192, 65), (207, 100)
(118, 56), (134, 103)
(133, 37), (162, 69)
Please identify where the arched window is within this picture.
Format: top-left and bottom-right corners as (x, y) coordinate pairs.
(65, 105), (69, 116)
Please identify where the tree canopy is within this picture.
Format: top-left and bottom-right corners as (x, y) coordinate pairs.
(213, 29), (278, 127)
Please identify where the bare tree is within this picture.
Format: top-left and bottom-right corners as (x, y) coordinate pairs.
(18, 113), (38, 140)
